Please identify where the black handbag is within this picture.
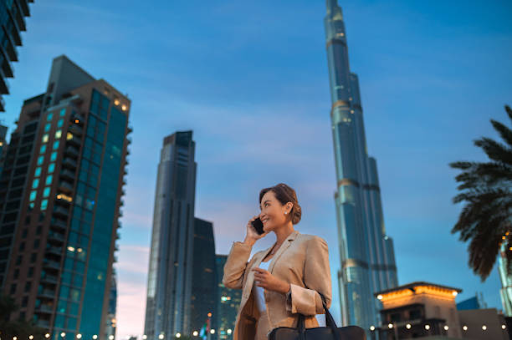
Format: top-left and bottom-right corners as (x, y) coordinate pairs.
(268, 295), (366, 340)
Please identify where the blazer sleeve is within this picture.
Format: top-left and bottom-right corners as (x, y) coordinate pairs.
(286, 236), (332, 315)
(222, 241), (253, 290)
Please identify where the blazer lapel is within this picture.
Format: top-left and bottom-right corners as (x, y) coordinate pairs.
(268, 230), (299, 273)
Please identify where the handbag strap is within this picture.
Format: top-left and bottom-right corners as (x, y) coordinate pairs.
(296, 292), (340, 339)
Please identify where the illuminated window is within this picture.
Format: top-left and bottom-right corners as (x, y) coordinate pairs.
(50, 152), (57, 162)
(35, 167), (41, 177)
(48, 163), (55, 174)
(67, 132), (73, 140)
(44, 123), (51, 132)
(43, 187), (50, 198)
(42, 134), (49, 143)
(37, 156), (44, 166)
(55, 130), (62, 139)
(53, 141), (60, 150)
(40, 145), (47, 154)
(29, 190), (37, 201)
(47, 113), (53, 121)
(41, 199), (48, 210)
(57, 119), (64, 128)
(32, 179), (39, 189)
(46, 175), (53, 186)
(60, 108), (66, 116)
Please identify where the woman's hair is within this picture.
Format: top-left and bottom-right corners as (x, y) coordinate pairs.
(259, 183), (302, 225)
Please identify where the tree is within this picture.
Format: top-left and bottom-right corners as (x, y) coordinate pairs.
(0, 293), (46, 338)
(450, 105), (512, 281)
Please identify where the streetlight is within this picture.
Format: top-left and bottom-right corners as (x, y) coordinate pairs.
(93, 336), (98, 340)
(369, 326), (375, 331)
(109, 336), (114, 340)
(60, 333), (66, 339)
(227, 329), (232, 335)
(463, 326), (468, 331)
(159, 334), (164, 340)
(45, 335), (50, 339)
(142, 336), (147, 340)
(76, 335), (82, 339)
(388, 324), (393, 329)
(425, 325), (430, 330)
(210, 330), (215, 335)
(29, 336), (34, 340)
(444, 325), (449, 331)
(192, 331), (198, 337)
(175, 334), (181, 339)
(406, 324), (411, 330)
(482, 325), (487, 331)
(503, 325), (507, 330)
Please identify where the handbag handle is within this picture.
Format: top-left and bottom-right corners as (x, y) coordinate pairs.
(296, 292), (340, 339)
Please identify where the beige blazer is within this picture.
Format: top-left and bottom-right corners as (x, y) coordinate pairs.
(223, 230), (332, 340)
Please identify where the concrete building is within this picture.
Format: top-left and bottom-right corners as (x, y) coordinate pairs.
(0, 55), (131, 339)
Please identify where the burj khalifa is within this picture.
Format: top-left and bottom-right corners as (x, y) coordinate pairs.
(324, 0), (399, 330)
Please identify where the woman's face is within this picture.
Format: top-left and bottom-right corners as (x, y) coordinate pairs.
(259, 191), (292, 233)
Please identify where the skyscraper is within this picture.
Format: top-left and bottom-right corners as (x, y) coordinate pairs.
(215, 255), (241, 340)
(324, 0), (398, 330)
(0, 0), (35, 111)
(191, 217), (217, 337)
(145, 131), (197, 339)
(0, 55), (131, 338)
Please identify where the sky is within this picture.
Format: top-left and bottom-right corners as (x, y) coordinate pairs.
(3, 0), (512, 338)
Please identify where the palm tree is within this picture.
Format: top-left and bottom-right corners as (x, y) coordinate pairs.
(450, 105), (512, 281)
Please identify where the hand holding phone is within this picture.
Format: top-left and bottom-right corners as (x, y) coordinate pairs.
(244, 216), (267, 246)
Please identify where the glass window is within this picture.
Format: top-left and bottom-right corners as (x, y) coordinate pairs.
(53, 141), (60, 150)
(45, 175), (53, 186)
(32, 179), (39, 189)
(35, 167), (41, 177)
(44, 123), (51, 132)
(43, 187), (50, 198)
(55, 314), (65, 328)
(60, 108), (66, 116)
(37, 156), (44, 166)
(39, 145), (46, 154)
(57, 119), (64, 128)
(29, 190), (36, 201)
(59, 285), (69, 299)
(47, 113), (53, 121)
(50, 151), (57, 162)
(67, 316), (77, 329)
(41, 199), (48, 210)
(42, 134), (49, 143)
(57, 300), (67, 314)
(55, 130), (62, 139)
(48, 163), (55, 174)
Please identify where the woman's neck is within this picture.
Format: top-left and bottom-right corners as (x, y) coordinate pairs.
(274, 222), (295, 245)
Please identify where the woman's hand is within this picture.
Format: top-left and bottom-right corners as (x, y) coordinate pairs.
(244, 216), (268, 246)
(252, 267), (291, 295)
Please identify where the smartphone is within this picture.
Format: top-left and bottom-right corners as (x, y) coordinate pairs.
(251, 217), (265, 235)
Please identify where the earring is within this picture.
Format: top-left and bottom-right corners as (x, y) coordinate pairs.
(284, 212), (288, 215)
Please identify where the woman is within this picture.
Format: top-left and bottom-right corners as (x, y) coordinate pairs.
(223, 183), (332, 340)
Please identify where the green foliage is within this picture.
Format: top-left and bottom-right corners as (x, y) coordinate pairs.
(450, 105), (512, 281)
(0, 293), (47, 338)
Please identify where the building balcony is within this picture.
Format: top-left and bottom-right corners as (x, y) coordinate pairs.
(40, 274), (58, 285)
(1, 26), (18, 62)
(43, 259), (61, 271)
(36, 304), (54, 314)
(12, 1), (27, 31)
(66, 135), (81, 147)
(0, 67), (10, 94)
(60, 169), (75, 181)
(62, 157), (77, 169)
(58, 180), (74, 194)
(36, 319), (50, 328)
(64, 146), (79, 158)
(68, 124), (83, 136)
(38, 289), (57, 299)
(18, 0), (31, 17)
(47, 232), (65, 244)
(51, 218), (67, 230)
(53, 205), (69, 218)
(7, 10), (22, 45)
(45, 246), (63, 256)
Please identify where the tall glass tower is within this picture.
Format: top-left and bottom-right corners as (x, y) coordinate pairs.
(324, 0), (398, 330)
(145, 131), (197, 339)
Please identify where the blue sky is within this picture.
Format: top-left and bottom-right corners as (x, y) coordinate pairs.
(3, 0), (512, 337)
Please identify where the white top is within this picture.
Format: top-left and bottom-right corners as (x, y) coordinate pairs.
(253, 260), (271, 312)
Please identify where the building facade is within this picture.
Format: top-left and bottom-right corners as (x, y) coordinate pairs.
(0, 55), (131, 339)
(215, 255), (241, 339)
(191, 217), (217, 338)
(144, 131), (197, 339)
(0, 0), (35, 111)
(324, 0), (398, 330)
